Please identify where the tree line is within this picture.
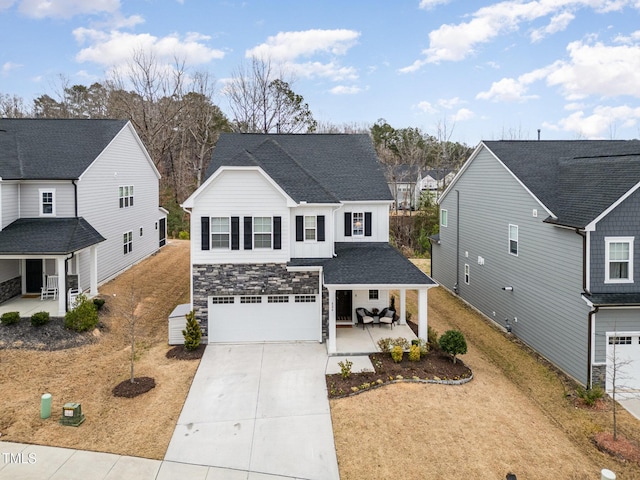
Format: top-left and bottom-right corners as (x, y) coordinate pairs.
(1, 53), (472, 239)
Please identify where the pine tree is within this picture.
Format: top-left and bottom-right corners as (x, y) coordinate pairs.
(182, 310), (202, 351)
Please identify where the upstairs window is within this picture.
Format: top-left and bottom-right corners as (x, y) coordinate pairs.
(211, 217), (230, 249)
(305, 216), (316, 241)
(509, 224), (519, 256)
(39, 189), (55, 216)
(440, 209), (448, 227)
(352, 212), (364, 236)
(254, 217), (272, 248)
(119, 185), (134, 208)
(605, 237), (634, 283)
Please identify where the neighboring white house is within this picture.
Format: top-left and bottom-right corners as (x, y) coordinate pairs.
(414, 169), (456, 206)
(182, 133), (436, 353)
(0, 118), (167, 315)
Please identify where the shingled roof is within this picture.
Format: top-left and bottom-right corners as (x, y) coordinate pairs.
(0, 118), (128, 180)
(0, 218), (105, 255)
(482, 140), (640, 228)
(207, 133), (393, 203)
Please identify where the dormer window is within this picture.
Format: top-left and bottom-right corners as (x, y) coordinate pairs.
(39, 189), (55, 216)
(352, 212), (364, 236)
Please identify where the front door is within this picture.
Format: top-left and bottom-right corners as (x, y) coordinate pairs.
(336, 290), (352, 322)
(25, 259), (43, 293)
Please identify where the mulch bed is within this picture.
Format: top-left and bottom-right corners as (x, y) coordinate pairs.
(0, 317), (96, 350)
(112, 377), (156, 398)
(327, 350), (472, 398)
(593, 431), (640, 465)
(165, 344), (205, 360)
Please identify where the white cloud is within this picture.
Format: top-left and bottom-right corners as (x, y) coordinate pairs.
(419, 0), (451, 9)
(17, 0), (120, 18)
(402, 0), (637, 69)
(438, 97), (464, 109)
(330, 85), (362, 95)
(246, 29), (359, 62)
(551, 104), (640, 137)
(74, 29), (225, 66)
(530, 11), (575, 42)
(477, 64), (553, 102)
(2, 61), (22, 75)
(415, 101), (438, 114)
(289, 61), (358, 81)
(451, 108), (475, 122)
(0, 0), (16, 11)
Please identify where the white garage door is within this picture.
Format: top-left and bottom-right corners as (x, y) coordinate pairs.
(606, 333), (640, 394)
(208, 294), (321, 343)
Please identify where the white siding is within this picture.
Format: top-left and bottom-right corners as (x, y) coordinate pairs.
(334, 203), (390, 242)
(191, 169), (290, 265)
(0, 259), (19, 283)
(76, 123), (160, 289)
(18, 182), (75, 217)
(1, 182), (19, 229)
(290, 206), (334, 258)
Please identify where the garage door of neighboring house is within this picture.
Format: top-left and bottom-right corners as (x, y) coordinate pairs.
(606, 332), (640, 394)
(208, 294), (320, 343)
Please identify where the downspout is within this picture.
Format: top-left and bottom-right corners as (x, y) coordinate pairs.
(454, 189), (460, 294)
(576, 228), (592, 388)
(72, 180), (78, 217)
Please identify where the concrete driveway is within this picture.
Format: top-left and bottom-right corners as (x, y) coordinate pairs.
(165, 343), (339, 480)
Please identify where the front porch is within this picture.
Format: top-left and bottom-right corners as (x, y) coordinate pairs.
(0, 295), (61, 317)
(333, 322), (417, 355)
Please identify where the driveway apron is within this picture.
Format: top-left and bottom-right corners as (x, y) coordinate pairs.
(165, 343), (339, 480)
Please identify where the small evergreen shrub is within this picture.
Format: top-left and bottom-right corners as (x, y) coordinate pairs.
(439, 330), (468, 364)
(30, 311), (50, 327)
(64, 294), (99, 332)
(391, 345), (404, 363)
(178, 230), (190, 240)
(1, 311), (20, 325)
(409, 344), (421, 362)
(577, 385), (605, 406)
(92, 298), (106, 310)
(338, 359), (353, 379)
(182, 310), (202, 351)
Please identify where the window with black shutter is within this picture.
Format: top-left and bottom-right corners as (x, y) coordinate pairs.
(201, 217), (210, 250)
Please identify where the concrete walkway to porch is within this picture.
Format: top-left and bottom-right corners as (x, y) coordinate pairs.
(0, 295), (60, 317)
(333, 323), (417, 355)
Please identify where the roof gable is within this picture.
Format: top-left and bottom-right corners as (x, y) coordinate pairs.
(0, 118), (128, 180)
(205, 133), (393, 203)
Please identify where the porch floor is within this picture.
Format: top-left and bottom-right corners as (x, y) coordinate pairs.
(333, 322), (417, 355)
(0, 295), (61, 317)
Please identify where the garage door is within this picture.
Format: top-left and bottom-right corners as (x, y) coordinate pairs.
(606, 333), (640, 394)
(208, 294), (321, 343)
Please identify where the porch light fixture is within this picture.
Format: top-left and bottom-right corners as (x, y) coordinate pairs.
(502, 286), (513, 292)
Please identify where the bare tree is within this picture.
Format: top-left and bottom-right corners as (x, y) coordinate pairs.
(0, 93), (27, 117)
(606, 332), (635, 441)
(112, 274), (142, 384)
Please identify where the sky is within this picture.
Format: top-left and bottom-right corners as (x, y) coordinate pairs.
(2, 0), (640, 146)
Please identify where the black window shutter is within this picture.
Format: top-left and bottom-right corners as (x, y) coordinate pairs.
(231, 217), (240, 250)
(365, 212), (372, 237)
(344, 212), (352, 237)
(317, 215), (325, 241)
(273, 216), (282, 249)
(201, 217), (210, 251)
(296, 215), (304, 242)
(244, 217), (252, 250)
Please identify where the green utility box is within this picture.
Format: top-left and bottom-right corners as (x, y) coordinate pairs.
(59, 402), (85, 427)
(40, 393), (52, 419)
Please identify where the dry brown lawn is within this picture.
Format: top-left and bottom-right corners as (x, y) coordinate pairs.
(331, 259), (640, 480)
(0, 240), (195, 460)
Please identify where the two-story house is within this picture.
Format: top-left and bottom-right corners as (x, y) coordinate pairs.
(182, 133), (436, 353)
(0, 118), (167, 315)
(432, 140), (640, 391)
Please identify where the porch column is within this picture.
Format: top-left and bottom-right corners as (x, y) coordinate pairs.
(417, 288), (428, 341)
(399, 289), (407, 325)
(89, 246), (98, 297)
(56, 257), (66, 316)
(328, 288), (337, 354)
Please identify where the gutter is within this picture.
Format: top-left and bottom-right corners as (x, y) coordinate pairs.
(72, 180), (78, 217)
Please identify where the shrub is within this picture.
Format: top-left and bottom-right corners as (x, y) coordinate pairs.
(182, 310), (202, 351)
(92, 298), (106, 310)
(428, 326), (439, 348)
(30, 311), (50, 327)
(64, 294), (99, 332)
(378, 337), (410, 354)
(577, 385), (605, 406)
(178, 230), (190, 240)
(409, 345), (421, 362)
(439, 330), (468, 364)
(1, 311), (20, 325)
(392, 337), (410, 350)
(377, 337), (393, 353)
(338, 359), (353, 379)
(391, 345), (403, 363)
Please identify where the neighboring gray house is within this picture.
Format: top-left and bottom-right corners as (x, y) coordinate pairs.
(182, 133), (436, 353)
(0, 118), (167, 315)
(432, 140), (640, 391)
(414, 168), (455, 206)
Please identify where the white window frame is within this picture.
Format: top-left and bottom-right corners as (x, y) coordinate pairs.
(440, 209), (448, 227)
(254, 217), (272, 249)
(352, 212), (364, 236)
(211, 217), (230, 249)
(123, 231), (133, 255)
(605, 236), (634, 284)
(304, 215), (317, 241)
(368, 290), (379, 300)
(39, 189), (55, 216)
(464, 264), (470, 285)
(509, 224), (519, 256)
(119, 185), (134, 209)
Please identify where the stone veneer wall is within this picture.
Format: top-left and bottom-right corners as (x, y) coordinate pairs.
(591, 364), (606, 389)
(193, 263), (322, 338)
(0, 276), (21, 304)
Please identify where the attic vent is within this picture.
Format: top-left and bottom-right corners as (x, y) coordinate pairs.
(532, 209), (538, 218)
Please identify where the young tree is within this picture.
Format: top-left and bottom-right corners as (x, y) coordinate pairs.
(439, 330), (468, 364)
(112, 274), (142, 383)
(182, 310), (202, 351)
(606, 333), (634, 441)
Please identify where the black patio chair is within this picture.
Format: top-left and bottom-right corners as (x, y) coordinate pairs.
(355, 308), (375, 329)
(378, 308), (396, 328)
